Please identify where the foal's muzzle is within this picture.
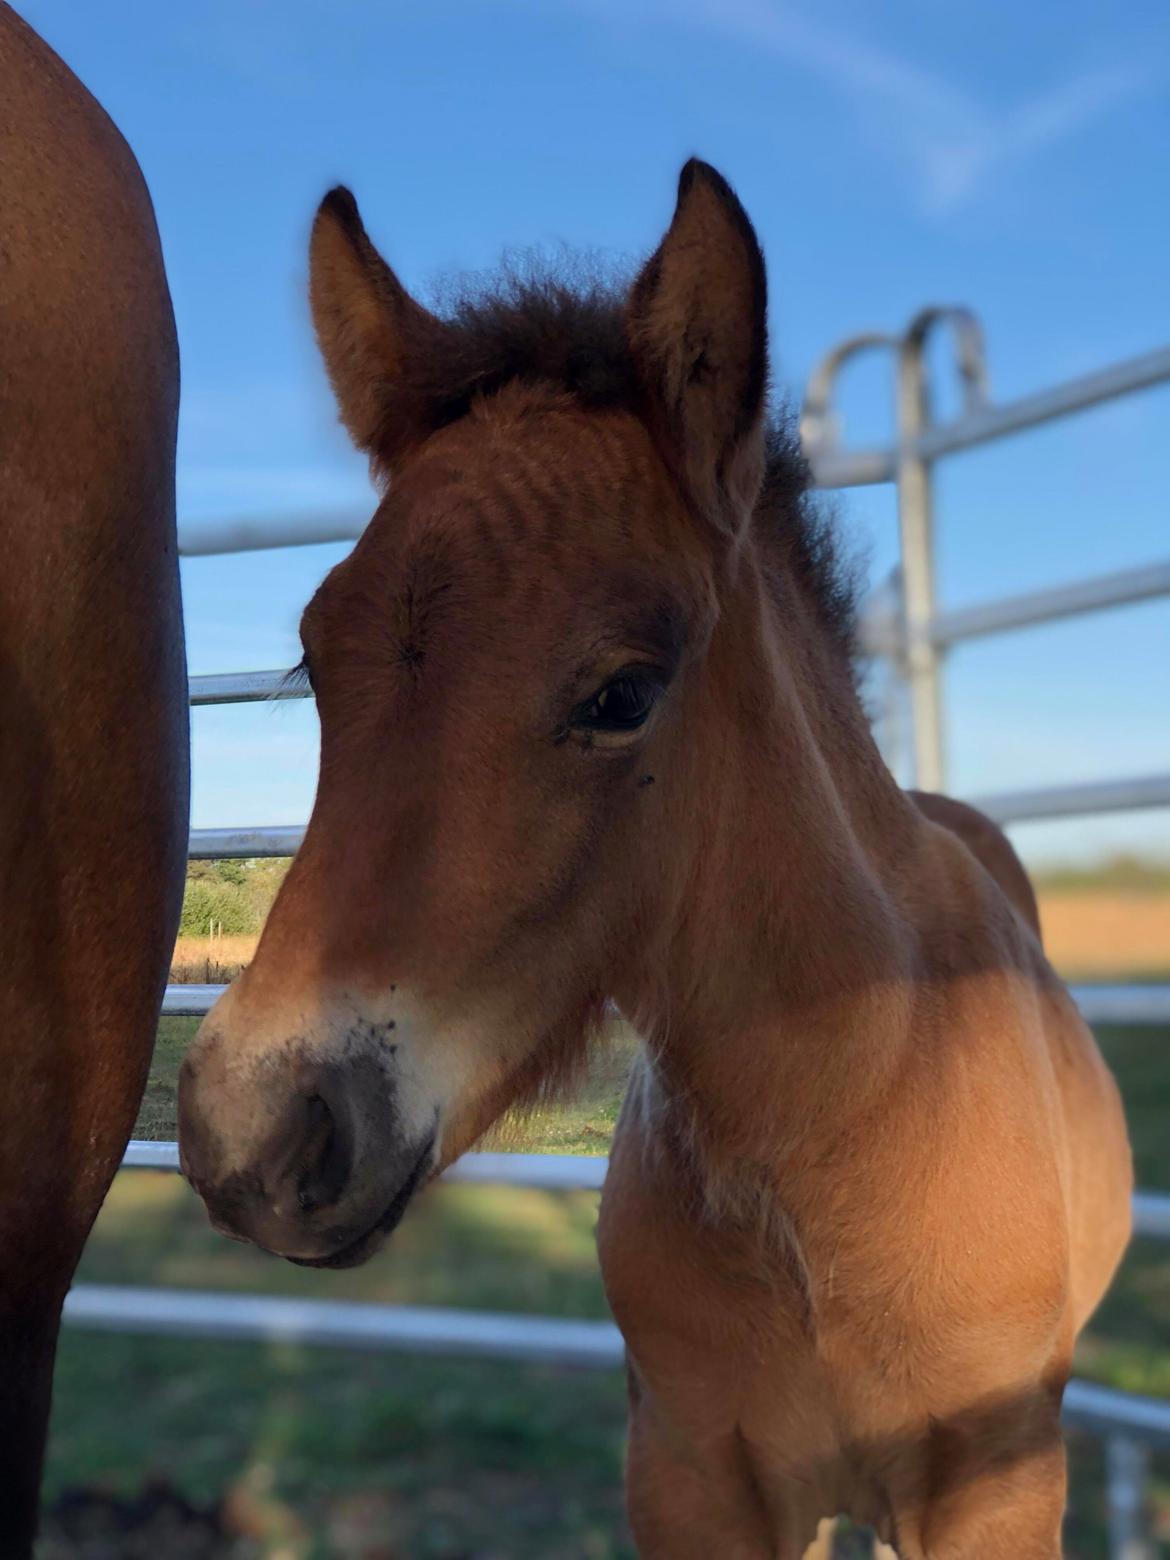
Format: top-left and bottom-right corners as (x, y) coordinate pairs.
(177, 1028), (435, 1267)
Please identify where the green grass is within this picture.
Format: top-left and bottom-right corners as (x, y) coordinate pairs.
(133, 1015), (196, 1139)
(1032, 856), (1170, 894)
(46, 1337), (631, 1559)
(40, 1021), (1170, 1557)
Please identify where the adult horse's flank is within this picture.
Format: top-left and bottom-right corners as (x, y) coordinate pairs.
(0, 5), (187, 1549)
(179, 161), (1132, 1556)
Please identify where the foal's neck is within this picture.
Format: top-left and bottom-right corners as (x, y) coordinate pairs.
(623, 544), (929, 1167)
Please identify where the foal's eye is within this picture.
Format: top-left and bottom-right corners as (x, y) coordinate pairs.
(574, 671), (661, 734)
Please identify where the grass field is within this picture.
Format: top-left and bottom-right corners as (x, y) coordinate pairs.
(42, 1009), (1170, 1557)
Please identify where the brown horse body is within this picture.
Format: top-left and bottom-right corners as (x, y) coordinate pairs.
(179, 161), (1130, 1556)
(602, 780), (1127, 1556)
(0, 5), (187, 1547)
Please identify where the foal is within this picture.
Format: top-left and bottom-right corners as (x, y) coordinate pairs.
(180, 160), (1132, 1556)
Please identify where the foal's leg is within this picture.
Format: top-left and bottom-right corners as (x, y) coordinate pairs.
(624, 1384), (804, 1559)
(626, 1416), (780, 1558)
(897, 1398), (1067, 1559)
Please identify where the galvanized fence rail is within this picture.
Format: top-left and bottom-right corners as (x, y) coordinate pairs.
(68, 307), (1170, 1556)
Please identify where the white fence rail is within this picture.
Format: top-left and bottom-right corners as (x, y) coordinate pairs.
(59, 1281), (1170, 1451)
(183, 780), (1170, 853)
(162, 978), (1170, 1029)
(89, 307), (1170, 1556)
(805, 339), (1170, 489)
(115, 1136), (1170, 1232)
(65, 1286), (625, 1370)
(121, 1139), (611, 1192)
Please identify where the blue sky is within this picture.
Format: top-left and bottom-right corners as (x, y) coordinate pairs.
(25, 0), (1170, 865)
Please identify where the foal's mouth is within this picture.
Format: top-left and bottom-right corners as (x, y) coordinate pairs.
(288, 1130), (438, 1271)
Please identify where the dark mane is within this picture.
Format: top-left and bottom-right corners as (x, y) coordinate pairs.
(407, 260), (859, 672)
(417, 257), (638, 421)
(757, 417), (861, 676)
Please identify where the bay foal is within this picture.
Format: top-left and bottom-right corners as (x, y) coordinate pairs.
(180, 161), (1131, 1556)
(0, 6), (187, 1548)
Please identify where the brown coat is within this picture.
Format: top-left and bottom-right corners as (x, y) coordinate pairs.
(0, 6), (187, 1548)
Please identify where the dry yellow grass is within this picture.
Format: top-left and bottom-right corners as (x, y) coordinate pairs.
(1038, 891), (1170, 980)
(170, 933), (258, 983)
(168, 896), (1168, 985)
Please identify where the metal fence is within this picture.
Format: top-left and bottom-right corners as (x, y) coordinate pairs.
(63, 305), (1170, 1555)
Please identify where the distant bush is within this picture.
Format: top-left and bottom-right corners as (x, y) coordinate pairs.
(178, 858), (292, 937)
(239, 857), (292, 919)
(179, 879), (259, 936)
(1033, 853), (1170, 895)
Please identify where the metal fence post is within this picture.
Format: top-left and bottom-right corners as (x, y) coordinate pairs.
(894, 358), (943, 791)
(1105, 1433), (1152, 1559)
(893, 308), (989, 794)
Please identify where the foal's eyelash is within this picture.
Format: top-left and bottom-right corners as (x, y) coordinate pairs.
(277, 658), (314, 699)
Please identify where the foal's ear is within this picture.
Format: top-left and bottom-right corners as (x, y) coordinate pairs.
(309, 187), (439, 470)
(628, 160), (768, 535)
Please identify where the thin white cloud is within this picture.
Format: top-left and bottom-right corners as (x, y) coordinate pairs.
(577, 0), (1155, 215)
(919, 63), (1147, 213)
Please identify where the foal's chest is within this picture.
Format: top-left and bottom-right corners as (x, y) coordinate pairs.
(598, 1120), (836, 1436)
(597, 1142), (910, 1545)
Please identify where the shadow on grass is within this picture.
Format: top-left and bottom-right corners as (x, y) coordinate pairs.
(46, 1330), (633, 1559)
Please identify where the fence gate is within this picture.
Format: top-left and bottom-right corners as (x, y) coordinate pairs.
(64, 305), (1170, 1557)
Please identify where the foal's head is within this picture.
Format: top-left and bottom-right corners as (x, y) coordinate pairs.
(179, 160), (854, 1266)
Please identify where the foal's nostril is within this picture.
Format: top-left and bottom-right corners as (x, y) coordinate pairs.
(294, 1092), (351, 1214)
(264, 1070), (356, 1223)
